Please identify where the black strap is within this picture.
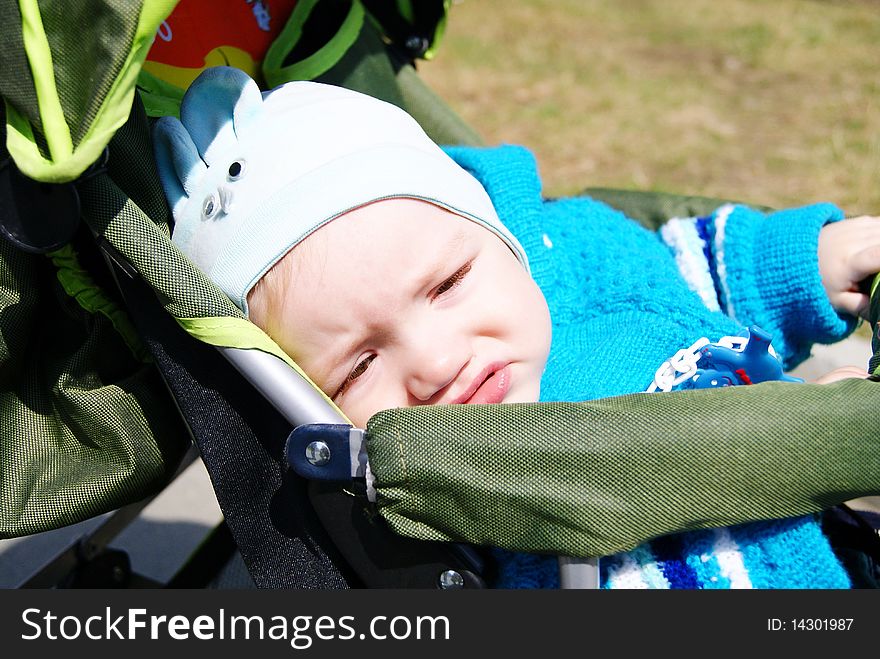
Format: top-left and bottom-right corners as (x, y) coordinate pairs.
(110, 268), (355, 588)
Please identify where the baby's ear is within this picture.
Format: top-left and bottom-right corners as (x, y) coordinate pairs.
(179, 66), (264, 165)
(152, 116), (208, 218)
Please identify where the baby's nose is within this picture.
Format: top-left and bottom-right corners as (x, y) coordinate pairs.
(401, 322), (471, 400)
(407, 351), (467, 402)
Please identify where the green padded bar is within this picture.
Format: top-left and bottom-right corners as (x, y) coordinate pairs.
(393, 63), (483, 147)
(366, 378), (880, 558)
(314, 17), (482, 147)
(583, 188), (772, 231)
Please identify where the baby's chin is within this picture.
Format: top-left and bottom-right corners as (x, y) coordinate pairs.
(505, 394), (541, 404)
(502, 381), (542, 405)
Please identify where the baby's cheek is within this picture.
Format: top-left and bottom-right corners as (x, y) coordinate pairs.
(340, 400), (371, 429)
(522, 281), (552, 349)
(342, 388), (401, 429)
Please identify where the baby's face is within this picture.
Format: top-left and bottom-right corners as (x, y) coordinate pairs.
(272, 198), (552, 428)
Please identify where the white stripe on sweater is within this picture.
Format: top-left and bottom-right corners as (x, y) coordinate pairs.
(713, 527), (753, 589)
(660, 218), (720, 312)
(713, 204), (738, 322)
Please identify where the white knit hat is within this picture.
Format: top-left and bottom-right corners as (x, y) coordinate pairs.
(152, 66), (528, 316)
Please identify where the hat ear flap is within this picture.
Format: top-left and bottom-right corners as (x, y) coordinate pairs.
(180, 66), (264, 165)
(152, 115), (208, 218)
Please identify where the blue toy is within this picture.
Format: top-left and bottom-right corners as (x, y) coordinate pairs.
(647, 325), (803, 392)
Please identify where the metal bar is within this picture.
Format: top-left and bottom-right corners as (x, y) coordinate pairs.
(219, 347), (348, 427)
(558, 556), (600, 589)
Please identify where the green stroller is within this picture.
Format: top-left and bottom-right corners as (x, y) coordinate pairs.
(2, 0), (879, 589)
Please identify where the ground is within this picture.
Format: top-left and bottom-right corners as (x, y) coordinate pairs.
(420, 0), (880, 214)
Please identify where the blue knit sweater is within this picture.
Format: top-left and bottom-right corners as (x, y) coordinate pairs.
(444, 144), (856, 589)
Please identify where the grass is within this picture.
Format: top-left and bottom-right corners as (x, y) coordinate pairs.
(419, 0), (880, 213)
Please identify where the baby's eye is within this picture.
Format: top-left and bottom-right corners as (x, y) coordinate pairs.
(349, 354), (375, 381)
(333, 354), (376, 399)
(433, 261), (473, 298)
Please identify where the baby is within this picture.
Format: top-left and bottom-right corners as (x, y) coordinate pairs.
(153, 66), (880, 587)
(154, 67), (879, 428)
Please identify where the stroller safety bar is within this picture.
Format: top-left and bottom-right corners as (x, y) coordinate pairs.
(285, 421), (599, 588)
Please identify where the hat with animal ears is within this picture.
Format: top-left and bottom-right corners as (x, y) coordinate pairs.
(152, 66), (528, 316)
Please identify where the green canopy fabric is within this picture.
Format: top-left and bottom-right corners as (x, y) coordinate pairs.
(0, 0), (178, 182)
(0, 0), (465, 538)
(1, 0), (453, 183)
(367, 379), (880, 558)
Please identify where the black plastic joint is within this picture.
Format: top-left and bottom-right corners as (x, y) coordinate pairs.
(286, 423), (355, 481)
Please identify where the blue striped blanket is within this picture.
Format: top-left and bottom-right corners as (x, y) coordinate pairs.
(492, 513), (850, 589)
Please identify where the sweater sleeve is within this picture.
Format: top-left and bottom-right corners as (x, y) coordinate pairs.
(659, 202), (857, 367)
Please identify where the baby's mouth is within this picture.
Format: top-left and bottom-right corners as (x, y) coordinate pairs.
(460, 365), (511, 405)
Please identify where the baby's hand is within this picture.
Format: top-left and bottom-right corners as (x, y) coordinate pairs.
(811, 365), (870, 385)
(818, 216), (880, 320)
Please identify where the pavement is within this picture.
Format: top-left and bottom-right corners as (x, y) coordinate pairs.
(1, 332), (877, 588)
